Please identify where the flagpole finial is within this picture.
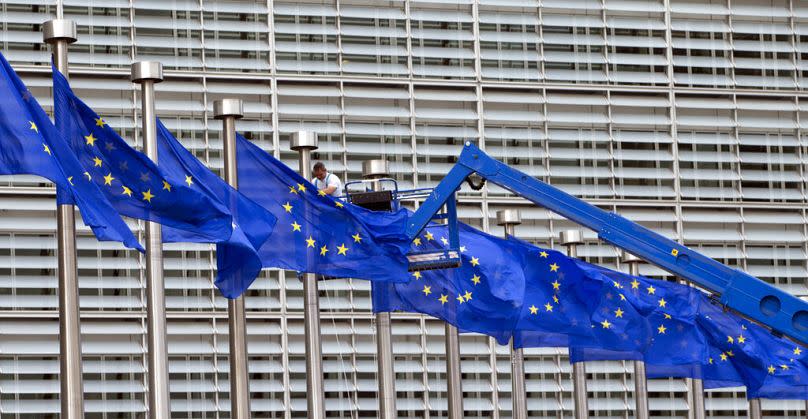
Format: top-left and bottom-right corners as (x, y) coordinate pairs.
(496, 209), (521, 226)
(621, 250), (643, 264)
(42, 19), (76, 44)
(362, 159), (389, 179)
(130, 61), (163, 83)
(213, 99), (243, 120)
(560, 229), (583, 246)
(290, 131), (318, 151)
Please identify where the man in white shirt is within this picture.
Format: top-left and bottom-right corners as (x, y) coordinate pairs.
(311, 162), (343, 197)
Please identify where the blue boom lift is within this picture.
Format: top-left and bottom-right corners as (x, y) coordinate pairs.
(349, 142), (808, 345)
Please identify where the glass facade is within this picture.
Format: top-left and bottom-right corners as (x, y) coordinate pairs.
(0, 0), (807, 417)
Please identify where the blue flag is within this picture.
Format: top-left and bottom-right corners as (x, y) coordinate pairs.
(156, 120), (277, 298)
(236, 134), (411, 283)
(52, 65), (234, 242)
(0, 52), (141, 250)
(373, 223), (528, 345)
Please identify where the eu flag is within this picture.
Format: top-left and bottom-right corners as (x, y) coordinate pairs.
(52, 65), (234, 241)
(0, 52), (141, 250)
(236, 134), (411, 283)
(156, 120), (277, 298)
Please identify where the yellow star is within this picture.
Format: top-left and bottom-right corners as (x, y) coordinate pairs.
(658, 298), (667, 308)
(671, 248), (679, 257)
(424, 231), (434, 241)
(460, 246), (467, 253)
(551, 280), (560, 290)
(162, 180), (171, 191)
(630, 279), (640, 289)
(727, 336), (734, 344)
(42, 144), (51, 155)
(708, 358), (713, 365)
(103, 173), (115, 185)
(84, 133), (97, 146)
(657, 324), (667, 334)
(289, 186), (298, 194)
(795, 347), (803, 356)
(539, 251), (548, 258)
(456, 294), (465, 304)
(93, 156), (103, 167)
(319, 245), (329, 256)
(768, 365), (776, 374)
(781, 364), (789, 371)
(297, 183), (306, 192)
(67, 176), (74, 185)
(529, 305), (538, 315)
(612, 280), (622, 289)
(726, 350), (734, 357)
(738, 335), (746, 344)
(412, 271), (422, 280)
(470, 257), (480, 267)
(470, 274), (481, 285)
(549, 263), (559, 272)
(94, 117), (106, 127)
(122, 185), (132, 197)
(83, 172), (92, 181)
(282, 202), (293, 213)
(463, 290), (472, 301)
(306, 236), (316, 248)
(441, 237), (449, 245)
(663, 313), (672, 319)
(647, 285), (656, 295)
(142, 189), (154, 202)
(553, 295), (559, 303)
(544, 303), (553, 312)
(422, 285), (432, 296)
(318, 190), (327, 197)
(185, 175), (193, 186)
(601, 319), (612, 329)
(337, 243), (349, 256)
(352, 233), (362, 243)
(291, 221), (302, 232)
(29, 121), (38, 132)
(614, 308), (624, 318)
(720, 353), (728, 361)
(439, 294), (448, 305)
(413, 237), (422, 246)
(619, 294), (626, 301)
(335, 201), (344, 208)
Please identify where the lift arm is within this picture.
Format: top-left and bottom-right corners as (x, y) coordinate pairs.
(407, 142), (808, 344)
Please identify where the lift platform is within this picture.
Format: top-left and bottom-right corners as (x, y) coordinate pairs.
(395, 141), (808, 345)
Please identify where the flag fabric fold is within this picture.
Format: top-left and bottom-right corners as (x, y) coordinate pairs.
(156, 120), (277, 298)
(236, 134), (411, 283)
(0, 52), (141, 251)
(372, 223), (528, 345)
(52, 64), (234, 242)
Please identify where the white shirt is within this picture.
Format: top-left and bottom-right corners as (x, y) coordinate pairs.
(311, 172), (343, 197)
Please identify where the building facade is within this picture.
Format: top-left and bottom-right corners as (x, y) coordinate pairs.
(1, 0), (807, 417)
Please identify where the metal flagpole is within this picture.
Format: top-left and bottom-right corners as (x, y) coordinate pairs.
(689, 376), (706, 419)
(496, 210), (526, 419)
(213, 99), (251, 418)
(621, 250), (649, 419)
(289, 131), (325, 419)
(131, 61), (171, 418)
(560, 230), (588, 419)
(445, 322), (463, 418)
(42, 19), (84, 419)
(362, 159), (397, 419)
(748, 398), (762, 419)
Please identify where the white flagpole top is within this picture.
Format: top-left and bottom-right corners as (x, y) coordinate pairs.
(42, 19), (77, 44)
(290, 131), (318, 151)
(560, 229), (583, 246)
(496, 209), (522, 226)
(362, 159), (389, 179)
(213, 99), (244, 120)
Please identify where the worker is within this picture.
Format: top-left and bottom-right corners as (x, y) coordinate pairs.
(311, 161), (343, 197)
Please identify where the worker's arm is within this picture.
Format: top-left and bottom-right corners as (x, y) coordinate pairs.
(322, 185), (337, 195)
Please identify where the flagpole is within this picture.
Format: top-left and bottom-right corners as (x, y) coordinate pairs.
(213, 99), (251, 418)
(131, 61), (171, 418)
(42, 19), (84, 419)
(362, 159), (397, 419)
(560, 230), (588, 419)
(290, 131), (325, 419)
(496, 210), (526, 419)
(748, 398), (761, 419)
(445, 322), (463, 418)
(689, 377), (706, 419)
(621, 250), (649, 419)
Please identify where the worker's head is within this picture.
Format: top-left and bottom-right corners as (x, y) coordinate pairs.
(313, 162), (327, 180)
